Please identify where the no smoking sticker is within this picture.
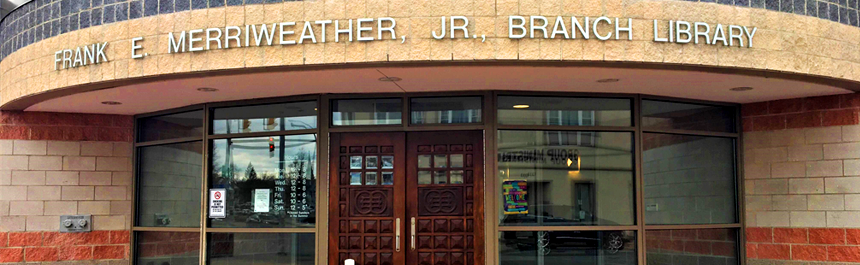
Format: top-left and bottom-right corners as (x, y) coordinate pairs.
(209, 189), (226, 218)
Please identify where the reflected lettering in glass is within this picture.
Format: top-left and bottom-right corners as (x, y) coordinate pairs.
(497, 130), (634, 226)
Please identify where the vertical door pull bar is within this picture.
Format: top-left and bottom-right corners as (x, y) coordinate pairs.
(395, 218), (401, 252)
(411, 217), (416, 250)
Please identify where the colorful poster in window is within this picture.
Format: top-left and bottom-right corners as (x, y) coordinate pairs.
(502, 180), (528, 215)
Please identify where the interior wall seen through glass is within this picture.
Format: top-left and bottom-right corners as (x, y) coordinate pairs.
(497, 130), (635, 226)
(497, 97), (631, 127)
(410, 96), (482, 124)
(641, 100), (736, 133)
(138, 110), (205, 142)
(136, 141), (203, 227)
(135, 231), (200, 265)
(332, 98), (402, 126)
(208, 233), (315, 265)
(210, 134), (318, 228)
(642, 134), (737, 225)
(212, 101), (318, 134)
(499, 230), (637, 265)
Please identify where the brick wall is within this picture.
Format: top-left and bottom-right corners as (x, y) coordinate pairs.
(743, 93), (860, 264)
(136, 231), (199, 265)
(645, 229), (739, 264)
(0, 111), (133, 264)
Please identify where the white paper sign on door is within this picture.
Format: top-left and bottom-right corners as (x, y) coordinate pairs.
(254, 189), (271, 213)
(209, 189), (226, 218)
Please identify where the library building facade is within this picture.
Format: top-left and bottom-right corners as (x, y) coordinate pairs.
(1, 0), (860, 265)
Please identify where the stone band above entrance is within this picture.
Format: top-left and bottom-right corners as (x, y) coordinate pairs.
(2, 0), (860, 110)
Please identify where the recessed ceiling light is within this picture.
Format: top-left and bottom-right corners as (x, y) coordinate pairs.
(378, 77), (402, 82)
(513, 104), (530, 109)
(597, 78), (620, 83)
(730, 86), (753, 92)
(197, 87), (219, 92)
(101, 101), (122, 105)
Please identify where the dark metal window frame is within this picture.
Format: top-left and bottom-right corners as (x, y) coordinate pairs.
(131, 91), (744, 265)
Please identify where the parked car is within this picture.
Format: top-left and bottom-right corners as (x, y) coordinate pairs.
(502, 230), (629, 255)
(501, 213), (629, 255)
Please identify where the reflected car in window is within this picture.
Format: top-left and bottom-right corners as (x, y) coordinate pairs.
(500, 211), (621, 226)
(246, 213), (281, 226)
(501, 230), (633, 255)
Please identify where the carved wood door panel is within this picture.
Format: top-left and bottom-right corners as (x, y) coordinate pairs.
(329, 132), (406, 265)
(330, 131), (483, 265)
(406, 131), (484, 265)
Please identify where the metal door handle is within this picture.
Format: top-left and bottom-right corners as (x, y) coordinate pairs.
(410, 217), (416, 250)
(395, 218), (401, 252)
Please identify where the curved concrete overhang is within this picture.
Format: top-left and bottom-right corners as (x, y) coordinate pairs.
(1, 0), (859, 114)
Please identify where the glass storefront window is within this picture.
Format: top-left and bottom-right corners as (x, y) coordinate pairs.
(139, 110), (205, 142)
(411, 96), (482, 124)
(497, 96), (631, 127)
(132, 95), (742, 265)
(500, 230), (637, 265)
(209, 134), (317, 228)
(135, 232), (200, 265)
(643, 134), (737, 225)
(136, 141), (203, 227)
(645, 229), (738, 265)
(208, 233), (314, 265)
(332, 98), (402, 126)
(498, 130), (635, 226)
(212, 101), (318, 134)
(642, 100), (737, 133)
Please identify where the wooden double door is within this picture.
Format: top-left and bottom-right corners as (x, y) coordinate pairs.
(329, 131), (484, 265)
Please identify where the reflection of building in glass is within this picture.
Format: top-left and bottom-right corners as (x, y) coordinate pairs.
(498, 131), (634, 226)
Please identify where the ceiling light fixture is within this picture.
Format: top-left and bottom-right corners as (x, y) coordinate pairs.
(378, 77), (402, 82)
(596, 78), (620, 83)
(197, 87), (219, 92)
(101, 101), (122, 105)
(729, 86), (753, 92)
(513, 104), (530, 109)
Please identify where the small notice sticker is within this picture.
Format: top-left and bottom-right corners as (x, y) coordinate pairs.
(209, 189), (226, 218)
(254, 189), (271, 213)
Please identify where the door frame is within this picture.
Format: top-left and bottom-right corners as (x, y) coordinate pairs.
(327, 130), (486, 265)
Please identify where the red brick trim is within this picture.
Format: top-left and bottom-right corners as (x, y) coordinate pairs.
(0, 231), (128, 263)
(746, 227), (860, 262)
(0, 111), (132, 141)
(645, 229), (737, 259)
(742, 94), (860, 132)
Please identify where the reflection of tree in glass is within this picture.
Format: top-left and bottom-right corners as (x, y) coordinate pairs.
(209, 136), (317, 227)
(245, 162), (257, 180)
(288, 151), (311, 179)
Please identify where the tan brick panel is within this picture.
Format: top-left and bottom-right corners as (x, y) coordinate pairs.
(0, 140), (132, 232)
(745, 125), (860, 229)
